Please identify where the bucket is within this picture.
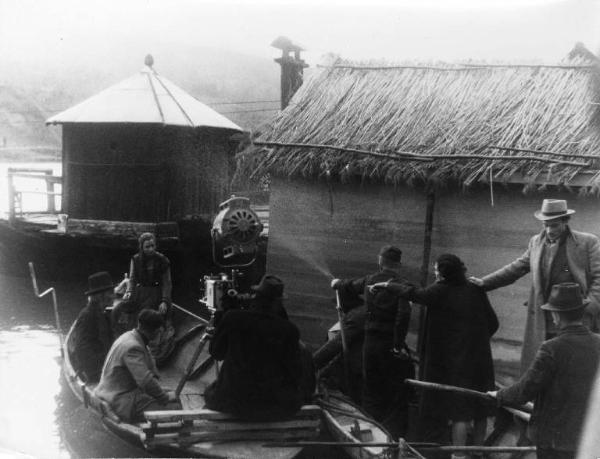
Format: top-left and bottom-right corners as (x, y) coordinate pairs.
(57, 214), (68, 233)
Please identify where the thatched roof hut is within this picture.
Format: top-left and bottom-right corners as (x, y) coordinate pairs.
(237, 47), (600, 382)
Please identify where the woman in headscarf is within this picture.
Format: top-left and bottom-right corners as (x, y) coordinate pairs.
(371, 254), (498, 459)
(123, 232), (174, 364)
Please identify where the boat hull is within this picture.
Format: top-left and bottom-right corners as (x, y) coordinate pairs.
(61, 306), (308, 459)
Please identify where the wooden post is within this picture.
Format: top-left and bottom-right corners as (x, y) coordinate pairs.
(416, 187), (435, 378)
(45, 170), (56, 213)
(7, 168), (15, 223)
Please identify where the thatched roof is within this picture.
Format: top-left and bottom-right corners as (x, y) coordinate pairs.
(237, 49), (600, 191)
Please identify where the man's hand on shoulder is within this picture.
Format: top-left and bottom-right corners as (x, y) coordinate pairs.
(468, 276), (484, 287)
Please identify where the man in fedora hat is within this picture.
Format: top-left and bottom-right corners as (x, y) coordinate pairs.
(203, 275), (309, 420)
(330, 245), (413, 437)
(470, 199), (600, 373)
(488, 283), (600, 459)
(68, 271), (115, 382)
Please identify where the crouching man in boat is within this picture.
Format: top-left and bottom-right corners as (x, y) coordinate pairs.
(488, 283), (600, 459)
(204, 275), (314, 421)
(94, 309), (182, 423)
(331, 245), (412, 438)
(68, 271), (114, 382)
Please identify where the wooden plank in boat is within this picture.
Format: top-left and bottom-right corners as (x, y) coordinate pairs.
(144, 405), (321, 422)
(143, 405), (322, 448)
(145, 427), (319, 447)
(142, 418), (321, 434)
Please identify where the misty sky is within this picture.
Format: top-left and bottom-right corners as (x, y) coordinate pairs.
(1, 0), (599, 68)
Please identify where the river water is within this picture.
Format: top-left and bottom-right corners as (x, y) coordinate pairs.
(0, 162), (340, 459)
(0, 162), (150, 458)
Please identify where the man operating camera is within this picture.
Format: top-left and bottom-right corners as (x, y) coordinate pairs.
(203, 275), (315, 420)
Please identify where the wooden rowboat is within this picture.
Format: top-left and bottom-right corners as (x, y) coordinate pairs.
(62, 304), (321, 459)
(317, 390), (424, 459)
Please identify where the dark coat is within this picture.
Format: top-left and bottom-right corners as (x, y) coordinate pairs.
(482, 229), (600, 373)
(391, 280), (497, 420)
(68, 302), (112, 382)
(206, 308), (303, 420)
(128, 251), (172, 310)
(497, 325), (600, 452)
(338, 268), (411, 348)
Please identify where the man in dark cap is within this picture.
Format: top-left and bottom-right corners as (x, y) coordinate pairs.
(68, 271), (115, 382)
(331, 245), (412, 437)
(470, 199), (600, 374)
(94, 309), (181, 422)
(488, 283), (600, 459)
(204, 275), (309, 420)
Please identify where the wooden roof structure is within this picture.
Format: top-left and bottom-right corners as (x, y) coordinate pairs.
(238, 46), (600, 191)
(47, 55), (242, 132)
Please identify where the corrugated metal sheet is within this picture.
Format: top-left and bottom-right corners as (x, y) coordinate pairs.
(46, 65), (243, 131)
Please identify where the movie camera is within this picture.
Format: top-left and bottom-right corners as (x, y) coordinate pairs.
(200, 196), (264, 316)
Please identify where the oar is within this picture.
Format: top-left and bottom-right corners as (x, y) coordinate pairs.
(405, 379), (533, 415)
(171, 302), (209, 325)
(174, 309), (215, 398)
(29, 262), (63, 357)
(334, 290), (351, 392)
(264, 441), (536, 453)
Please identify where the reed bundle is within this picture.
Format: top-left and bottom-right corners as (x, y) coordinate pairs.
(237, 53), (600, 191)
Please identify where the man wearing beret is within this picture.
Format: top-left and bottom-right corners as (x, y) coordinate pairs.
(488, 283), (600, 459)
(331, 245), (412, 437)
(470, 199), (600, 373)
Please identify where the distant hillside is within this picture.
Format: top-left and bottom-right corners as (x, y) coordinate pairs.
(0, 42), (282, 161)
(0, 85), (61, 160)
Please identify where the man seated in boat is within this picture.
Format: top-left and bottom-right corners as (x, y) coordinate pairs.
(94, 309), (181, 423)
(68, 271), (114, 382)
(204, 275), (314, 420)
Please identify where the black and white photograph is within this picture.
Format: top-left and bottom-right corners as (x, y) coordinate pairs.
(1, 0), (600, 457)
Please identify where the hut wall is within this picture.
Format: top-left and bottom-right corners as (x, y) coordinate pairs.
(267, 177), (600, 380)
(62, 124), (235, 222)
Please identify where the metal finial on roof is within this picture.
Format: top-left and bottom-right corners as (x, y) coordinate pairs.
(144, 54), (154, 67)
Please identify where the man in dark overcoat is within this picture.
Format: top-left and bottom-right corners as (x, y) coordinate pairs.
(471, 199), (600, 373)
(331, 245), (412, 437)
(204, 275), (308, 420)
(68, 271), (114, 382)
(489, 283), (600, 459)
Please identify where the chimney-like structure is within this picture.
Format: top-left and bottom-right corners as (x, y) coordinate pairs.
(272, 36), (308, 110)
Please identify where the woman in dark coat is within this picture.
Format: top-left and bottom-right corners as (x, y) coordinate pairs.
(124, 232), (172, 312)
(123, 232), (174, 364)
(372, 253), (498, 452)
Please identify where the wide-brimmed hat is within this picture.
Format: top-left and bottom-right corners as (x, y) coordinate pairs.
(541, 283), (589, 312)
(534, 199), (575, 221)
(251, 275), (285, 299)
(85, 271), (114, 295)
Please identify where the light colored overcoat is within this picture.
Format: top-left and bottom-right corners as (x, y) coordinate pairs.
(482, 229), (600, 373)
(94, 329), (167, 420)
